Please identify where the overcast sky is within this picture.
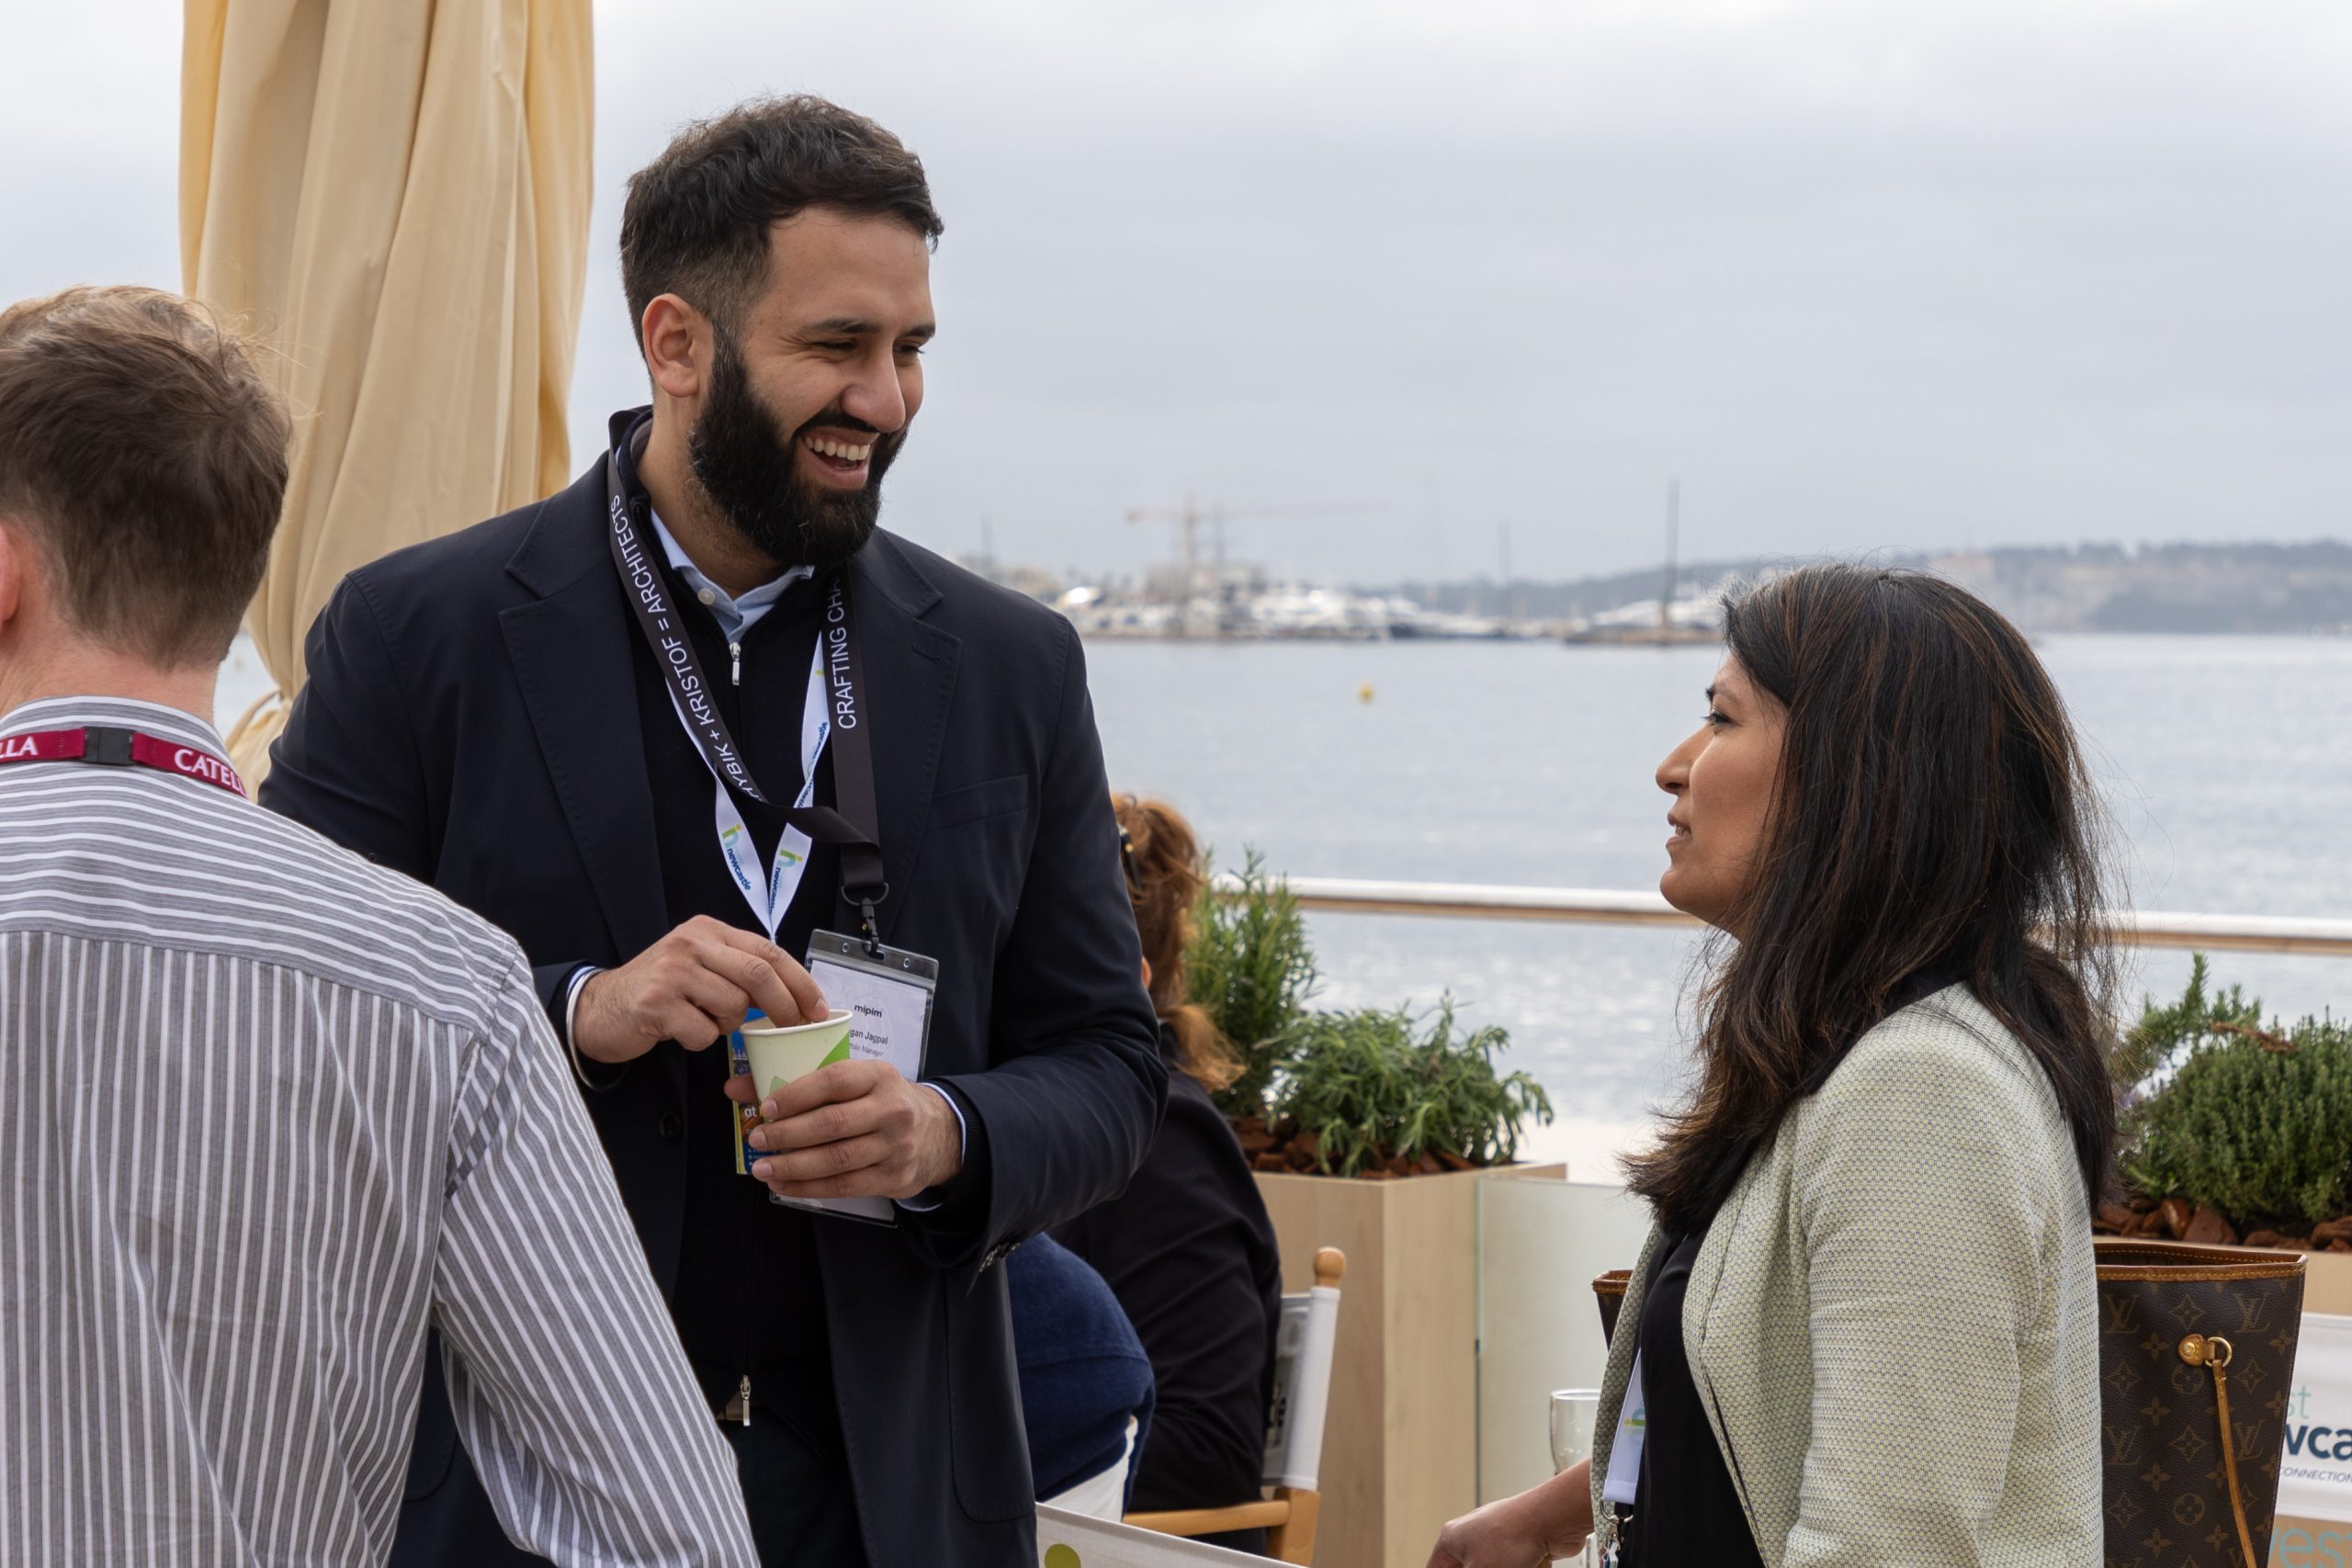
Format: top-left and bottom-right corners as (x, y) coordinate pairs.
(6, 0), (2348, 582)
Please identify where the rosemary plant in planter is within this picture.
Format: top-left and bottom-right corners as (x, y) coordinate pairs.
(1190, 850), (1554, 1176)
(1189, 849), (1318, 1121)
(1269, 1002), (1554, 1178)
(2106, 954), (2352, 1249)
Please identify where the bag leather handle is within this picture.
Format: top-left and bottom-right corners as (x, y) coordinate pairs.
(2182, 1333), (2259, 1568)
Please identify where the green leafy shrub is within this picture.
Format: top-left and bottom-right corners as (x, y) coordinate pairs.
(1282, 1002), (1555, 1177)
(1187, 850), (1553, 1173)
(1187, 850), (1317, 1118)
(2118, 955), (2352, 1225)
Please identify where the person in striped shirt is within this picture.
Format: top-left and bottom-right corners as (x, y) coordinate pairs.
(0, 287), (757, 1565)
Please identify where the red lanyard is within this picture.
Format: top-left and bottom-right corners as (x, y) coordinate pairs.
(0, 726), (246, 798)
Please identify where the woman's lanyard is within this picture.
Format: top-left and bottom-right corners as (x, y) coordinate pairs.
(604, 431), (890, 946)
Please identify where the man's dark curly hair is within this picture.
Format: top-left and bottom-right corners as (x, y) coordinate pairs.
(619, 94), (944, 349)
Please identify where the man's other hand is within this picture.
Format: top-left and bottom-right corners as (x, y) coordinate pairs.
(574, 915), (826, 1064)
(727, 1062), (963, 1201)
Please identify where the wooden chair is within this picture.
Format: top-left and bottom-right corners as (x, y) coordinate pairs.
(1125, 1247), (1346, 1564)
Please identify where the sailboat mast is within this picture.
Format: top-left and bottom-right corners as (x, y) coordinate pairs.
(1658, 478), (1679, 634)
(1498, 521), (1512, 626)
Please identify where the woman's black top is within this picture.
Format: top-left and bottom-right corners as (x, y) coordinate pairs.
(1051, 1027), (1284, 1522)
(1619, 960), (1966, 1566)
(1617, 1224), (1768, 1567)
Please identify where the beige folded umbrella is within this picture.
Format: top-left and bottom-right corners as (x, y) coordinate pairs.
(180, 0), (594, 783)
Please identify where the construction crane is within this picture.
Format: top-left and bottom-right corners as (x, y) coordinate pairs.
(1124, 496), (1381, 637)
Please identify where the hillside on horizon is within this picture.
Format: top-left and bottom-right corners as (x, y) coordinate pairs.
(1364, 539), (2352, 636)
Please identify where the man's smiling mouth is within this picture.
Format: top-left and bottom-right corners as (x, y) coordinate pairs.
(803, 434), (874, 469)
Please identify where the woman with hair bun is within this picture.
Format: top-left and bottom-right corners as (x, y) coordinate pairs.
(1430, 564), (2112, 1567)
(1054, 795), (1285, 1553)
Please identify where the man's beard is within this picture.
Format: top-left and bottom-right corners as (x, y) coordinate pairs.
(686, 336), (905, 572)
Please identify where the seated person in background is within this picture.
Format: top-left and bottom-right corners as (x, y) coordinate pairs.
(1054, 795), (1286, 1553)
(1010, 1233), (1156, 1517)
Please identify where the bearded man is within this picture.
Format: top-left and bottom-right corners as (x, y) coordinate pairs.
(265, 96), (1165, 1568)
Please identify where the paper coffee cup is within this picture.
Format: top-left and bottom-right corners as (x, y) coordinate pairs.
(741, 1009), (854, 1098)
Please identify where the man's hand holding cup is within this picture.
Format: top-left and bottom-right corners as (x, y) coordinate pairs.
(573, 914), (827, 1063)
(724, 1061), (963, 1202)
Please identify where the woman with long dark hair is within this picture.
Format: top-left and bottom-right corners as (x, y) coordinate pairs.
(1430, 564), (2113, 1567)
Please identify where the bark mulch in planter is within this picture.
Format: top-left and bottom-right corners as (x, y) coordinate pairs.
(1230, 1114), (1485, 1180)
(2092, 1190), (2352, 1253)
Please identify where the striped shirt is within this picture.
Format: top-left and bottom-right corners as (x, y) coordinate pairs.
(0, 697), (756, 1567)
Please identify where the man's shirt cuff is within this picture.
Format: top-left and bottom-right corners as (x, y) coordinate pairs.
(563, 964), (600, 1046)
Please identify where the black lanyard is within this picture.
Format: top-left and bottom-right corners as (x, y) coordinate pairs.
(604, 420), (890, 943)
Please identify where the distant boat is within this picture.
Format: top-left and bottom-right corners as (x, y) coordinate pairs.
(1560, 596), (1723, 646)
(1387, 608), (1514, 640)
(1560, 585), (1723, 644)
(1241, 586), (1389, 640)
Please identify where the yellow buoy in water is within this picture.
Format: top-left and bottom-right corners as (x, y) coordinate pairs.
(1358, 683), (1375, 704)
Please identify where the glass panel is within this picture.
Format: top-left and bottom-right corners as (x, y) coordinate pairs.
(1476, 1174), (1653, 1505)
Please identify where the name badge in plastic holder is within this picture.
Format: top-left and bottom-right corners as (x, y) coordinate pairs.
(767, 931), (942, 1224)
(1601, 1352), (1647, 1506)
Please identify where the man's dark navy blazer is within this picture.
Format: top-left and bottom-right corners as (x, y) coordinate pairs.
(261, 450), (1168, 1566)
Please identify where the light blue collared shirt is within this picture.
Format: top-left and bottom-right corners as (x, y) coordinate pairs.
(645, 510), (813, 642)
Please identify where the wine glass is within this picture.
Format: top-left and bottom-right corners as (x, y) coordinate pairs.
(1549, 1389), (1603, 1566)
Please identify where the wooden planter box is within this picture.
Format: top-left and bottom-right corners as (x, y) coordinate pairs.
(1253, 1163), (1566, 1568)
(2294, 1247), (2352, 1314)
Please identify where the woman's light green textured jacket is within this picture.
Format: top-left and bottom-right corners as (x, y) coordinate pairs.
(1589, 985), (2101, 1566)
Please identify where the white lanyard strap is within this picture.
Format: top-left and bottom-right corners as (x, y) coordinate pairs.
(675, 635), (831, 942)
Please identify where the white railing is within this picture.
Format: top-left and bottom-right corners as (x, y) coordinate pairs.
(1215, 875), (2352, 958)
